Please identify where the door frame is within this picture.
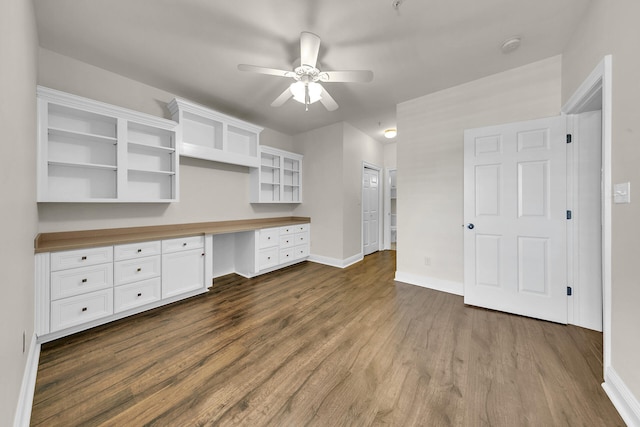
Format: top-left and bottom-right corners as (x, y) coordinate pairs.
(383, 168), (397, 250)
(562, 56), (612, 375)
(362, 162), (383, 256)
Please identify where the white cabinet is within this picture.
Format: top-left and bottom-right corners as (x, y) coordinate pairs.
(37, 86), (179, 202)
(161, 236), (205, 298)
(47, 246), (114, 333)
(35, 236), (207, 342)
(250, 146), (303, 203)
(168, 97), (263, 168)
(254, 223), (310, 274)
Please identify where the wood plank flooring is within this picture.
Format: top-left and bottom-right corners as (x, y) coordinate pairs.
(31, 251), (624, 426)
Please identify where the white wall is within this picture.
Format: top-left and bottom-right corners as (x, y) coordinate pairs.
(0, 0), (39, 424)
(37, 49), (297, 233)
(396, 56), (561, 287)
(384, 143), (397, 169)
(342, 123), (384, 259)
(562, 0), (640, 413)
(293, 123), (345, 259)
(293, 122), (384, 263)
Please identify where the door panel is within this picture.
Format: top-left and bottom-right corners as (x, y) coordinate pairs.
(363, 168), (380, 256)
(464, 115), (567, 324)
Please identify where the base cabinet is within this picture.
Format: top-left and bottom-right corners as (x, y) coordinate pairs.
(36, 237), (207, 342)
(253, 223), (310, 276)
(162, 248), (205, 298)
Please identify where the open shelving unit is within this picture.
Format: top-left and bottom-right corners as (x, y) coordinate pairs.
(168, 97), (262, 168)
(250, 146), (303, 203)
(37, 86), (179, 203)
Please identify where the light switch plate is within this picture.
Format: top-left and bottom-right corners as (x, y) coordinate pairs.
(614, 182), (631, 204)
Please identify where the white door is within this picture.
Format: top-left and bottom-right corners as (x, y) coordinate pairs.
(363, 167), (380, 256)
(463, 116), (568, 323)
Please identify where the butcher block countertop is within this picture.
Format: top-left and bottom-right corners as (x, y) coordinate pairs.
(34, 216), (311, 253)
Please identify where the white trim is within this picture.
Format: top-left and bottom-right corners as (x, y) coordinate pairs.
(561, 55), (612, 373)
(309, 252), (363, 269)
(394, 271), (464, 296)
(603, 367), (640, 427)
(13, 334), (40, 427)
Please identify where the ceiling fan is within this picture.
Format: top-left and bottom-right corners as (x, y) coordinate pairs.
(238, 32), (373, 112)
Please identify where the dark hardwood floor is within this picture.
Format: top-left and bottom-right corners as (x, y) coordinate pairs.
(31, 251), (624, 426)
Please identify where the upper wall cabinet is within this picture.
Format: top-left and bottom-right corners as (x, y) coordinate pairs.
(37, 86), (179, 203)
(250, 146), (303, 203)
(167, 98), (263, 168)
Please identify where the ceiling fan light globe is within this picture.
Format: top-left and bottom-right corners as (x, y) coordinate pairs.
(290, 81), (322, 104)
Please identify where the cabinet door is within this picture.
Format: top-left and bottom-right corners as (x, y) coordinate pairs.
(161, 248), (205, 299)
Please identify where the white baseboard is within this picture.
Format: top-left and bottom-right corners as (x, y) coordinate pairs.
(394, 271), (464, 296)
(309, 252), (363, 269)
(603, 366), (640, 427)
(14, 333), (40, 427)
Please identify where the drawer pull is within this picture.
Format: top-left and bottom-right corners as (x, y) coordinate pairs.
(201, 253), (205, 256)
(81, 307), (87, 312)
(81, 256), (87, 261)
(137, 267), (142, 272)
(286, 240), (289, 243)
(267, 236), (271, 240)
(137, 293), (142, 297)
(182, 242), (187, 247)
(137, 249), (142, 253)
(267, 256), (271, 260)
(81, 278), (87, 283)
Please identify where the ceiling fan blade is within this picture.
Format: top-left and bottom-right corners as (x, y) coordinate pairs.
(300, 31), (321, 68)
(319, 86), (338, 111)
(271, 87), (293, 107)
(238, 64), (294, 78)
(319, 70), (374, 83)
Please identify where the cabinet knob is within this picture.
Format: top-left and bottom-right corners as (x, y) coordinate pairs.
(137, 249), (142, 253)
(182, 242), (187, 246)
(137, 267), (142, 272)
(81, 278), (87, 283)
(137, 293), (142, 297)
(267, 256), (271, 260)
(201, 253), (205, 256)
(81, 256), (87, 261)
(81, 307), (87, 312)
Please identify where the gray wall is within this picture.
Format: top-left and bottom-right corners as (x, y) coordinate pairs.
(0, 0), (39, 424)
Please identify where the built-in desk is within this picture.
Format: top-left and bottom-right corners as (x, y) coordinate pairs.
(34, 216), (311, 342)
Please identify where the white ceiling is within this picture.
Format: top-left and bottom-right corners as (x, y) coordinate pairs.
(33, 0), (591, 143)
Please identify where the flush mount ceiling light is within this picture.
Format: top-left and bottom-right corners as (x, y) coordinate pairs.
(501, 36), (522, 54)
(384, 128), (397, 139)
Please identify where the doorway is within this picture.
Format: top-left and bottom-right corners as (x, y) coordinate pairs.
(363, 164), (381, 256)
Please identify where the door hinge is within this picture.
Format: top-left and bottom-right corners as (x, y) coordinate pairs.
(566, 134), (572, 143)
(566, 210), (572, 220)
(567, 286), (573, 296)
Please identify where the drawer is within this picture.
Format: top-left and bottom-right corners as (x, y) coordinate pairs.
(280, 225), (297, 235)
(50, 289), (113, 332)
(114, 277), (161, 313)
(162, 235), (204, 253)
(279, 234), (295, 248)
(258, 247), (279, 270)
(51, 263), (113, 300)
(259, 228), (279, 249)
(114, 255), (161, 286)
(114, 240), (161, 261)
(292, 223), (310, 233)
(279, 248), (295, 264)
(293, 244), (309, 260)
(50, 246), (113, 271)
(293, 231), (309, 246)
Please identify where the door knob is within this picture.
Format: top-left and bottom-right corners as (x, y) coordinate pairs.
(467, 223), (475, 230)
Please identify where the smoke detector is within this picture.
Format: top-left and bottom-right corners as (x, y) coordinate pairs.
(501, 37), (521, 54)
